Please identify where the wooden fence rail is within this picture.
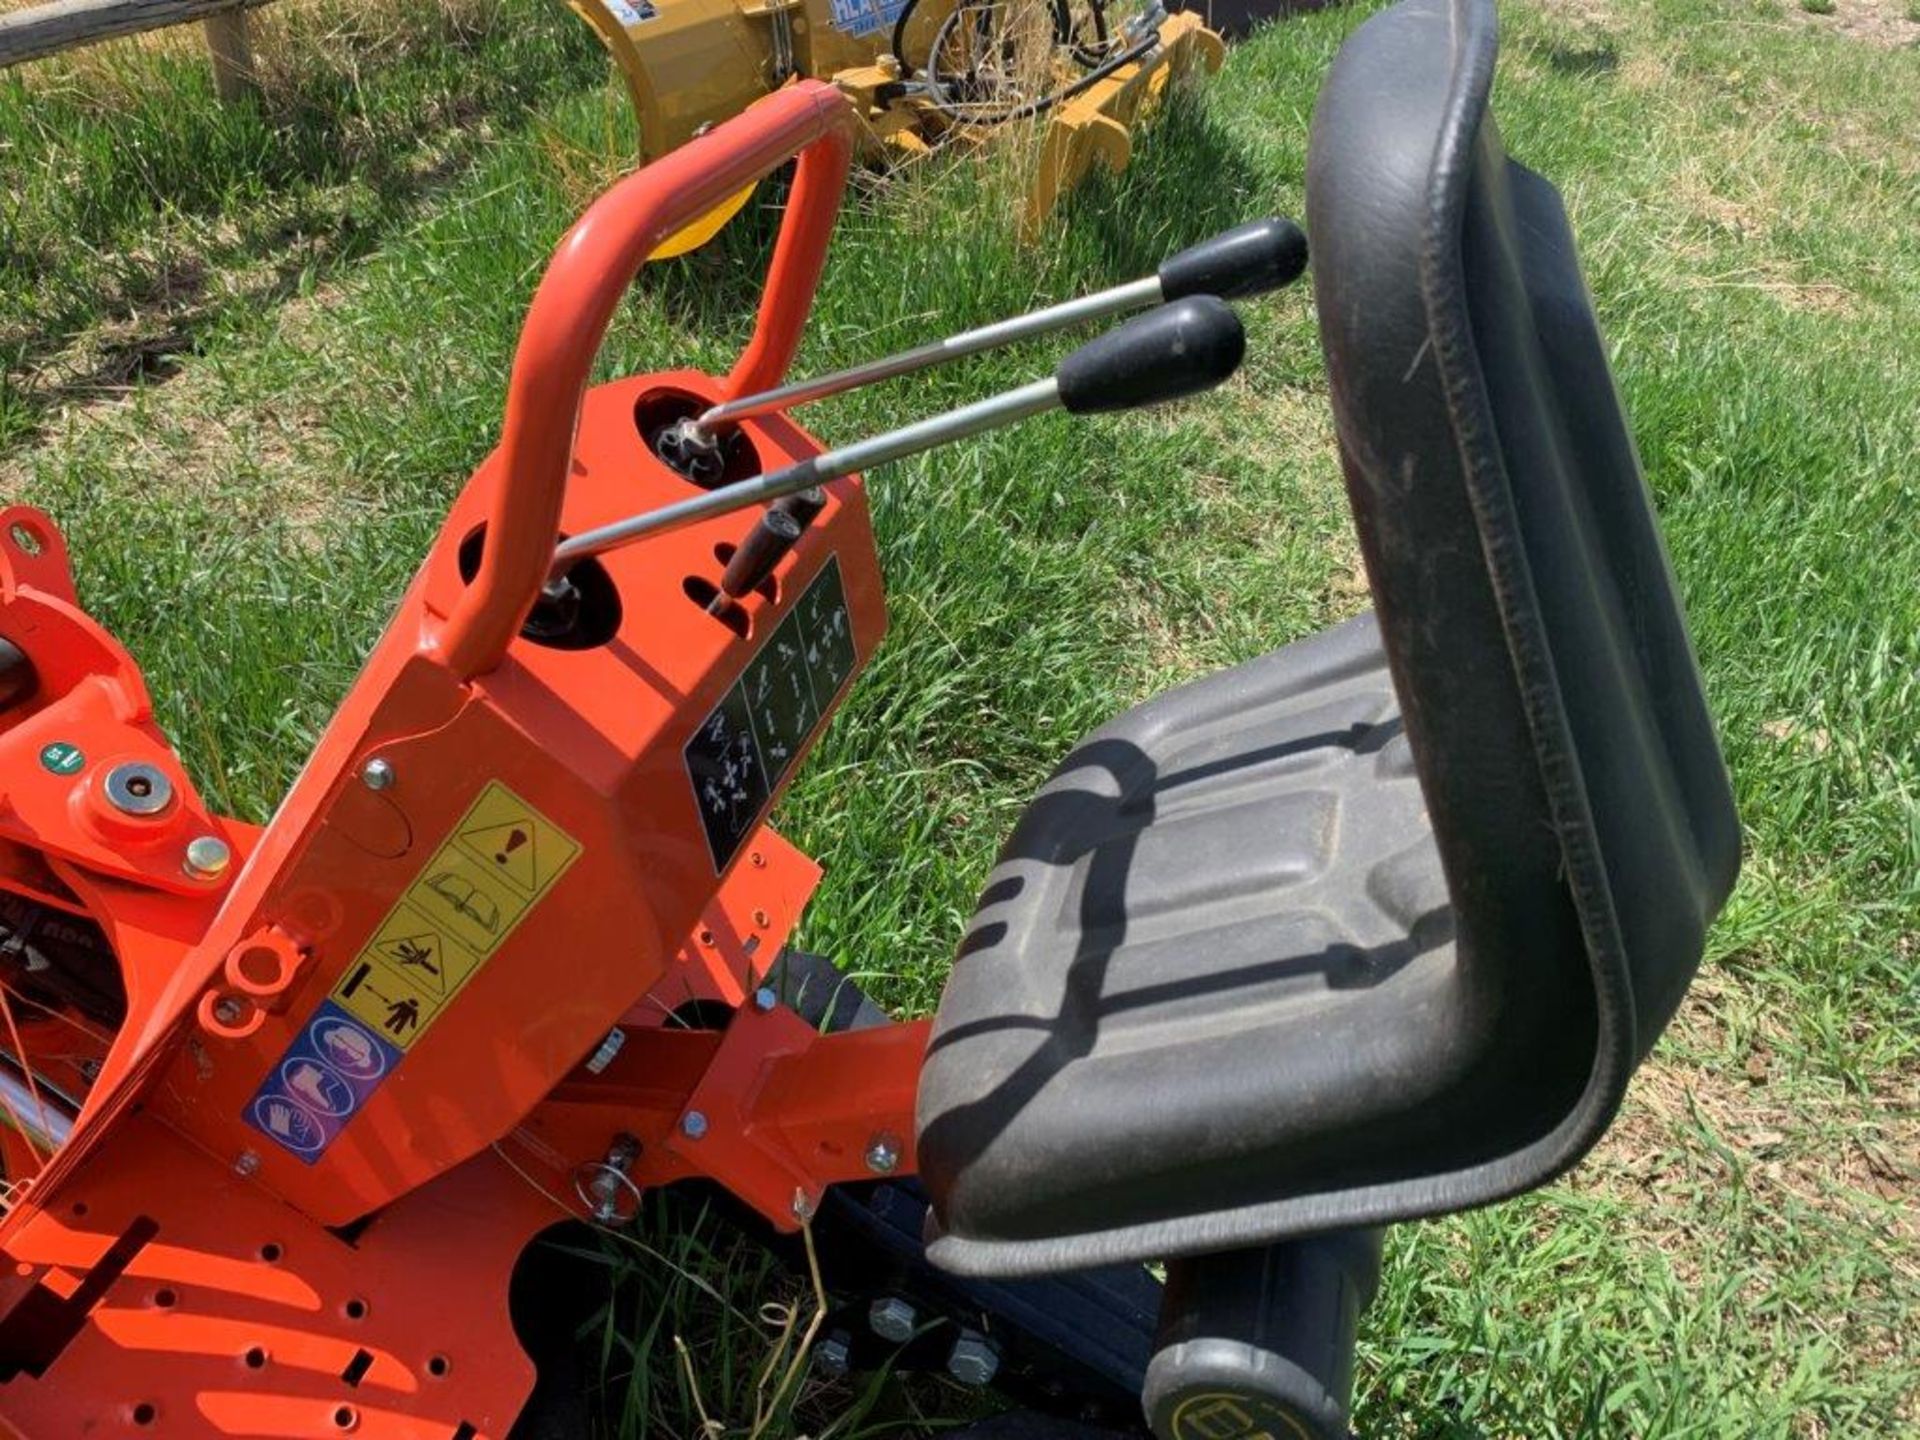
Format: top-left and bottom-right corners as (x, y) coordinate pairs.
(0, 0), (268, 100)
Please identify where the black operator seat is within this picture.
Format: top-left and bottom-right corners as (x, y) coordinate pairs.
(915, 0), (1741, 1277)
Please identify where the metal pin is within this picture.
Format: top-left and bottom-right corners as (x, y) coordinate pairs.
(584, 1027), (626, 1075)
(184, 835), (232, 880)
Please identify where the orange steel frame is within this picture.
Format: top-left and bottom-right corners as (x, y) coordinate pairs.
(0, 81), (932, 1438)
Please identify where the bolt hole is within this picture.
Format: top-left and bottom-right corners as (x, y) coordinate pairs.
(8, 523), (43, 557)
(333, 1405), (357, 1430)
(244, 1346), (268, 1369)
(132, 1402), (157, 1426)
(127, 775), (153, 798)
(343, 1297), (368, 1320)
(426, 1353), (450, 1378)
(233, 944), (286, 989)
(153, 1288), (177, 1309)
(682, 575), (749, 638)
(70, 1201), (87, 1218)
(260, 1242), (283, 1262)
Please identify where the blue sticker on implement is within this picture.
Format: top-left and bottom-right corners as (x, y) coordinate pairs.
(829, 0), (907, 37)
(243, 1000), (402, 1163)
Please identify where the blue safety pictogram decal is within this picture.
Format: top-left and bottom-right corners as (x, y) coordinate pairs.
(243, 999), (403, 1164)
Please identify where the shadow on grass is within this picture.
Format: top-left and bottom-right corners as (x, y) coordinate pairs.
(0, 0), (607, 445)
(1061, 88), (1275, 279)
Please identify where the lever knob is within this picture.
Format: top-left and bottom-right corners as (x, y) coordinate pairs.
(1055, 297), (1246, 416)
(1158, 216), (1308, 302)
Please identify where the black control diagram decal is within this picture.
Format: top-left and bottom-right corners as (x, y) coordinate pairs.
(684, 557), (855, 871)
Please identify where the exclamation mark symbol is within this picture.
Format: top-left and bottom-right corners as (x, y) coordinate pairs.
(495, 829), (528, 867)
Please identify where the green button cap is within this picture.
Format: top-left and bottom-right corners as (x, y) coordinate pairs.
(39, 742), (84, 776)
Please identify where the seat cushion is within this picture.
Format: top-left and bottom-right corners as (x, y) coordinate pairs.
(919, 0), (1738, 1280)
(918, 614), (1465, 1275)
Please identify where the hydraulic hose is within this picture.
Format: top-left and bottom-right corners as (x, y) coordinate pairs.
(923, 14), (1159, 126)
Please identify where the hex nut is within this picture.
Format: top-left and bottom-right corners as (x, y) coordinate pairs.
(868, 1295), (917, 1343)
(947, 1333), (1000, 1387)
(813, 1330), (852, 1377)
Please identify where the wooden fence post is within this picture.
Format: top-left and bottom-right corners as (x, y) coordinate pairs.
(0, 0), (267, 90)
(202, 5), (256, 104)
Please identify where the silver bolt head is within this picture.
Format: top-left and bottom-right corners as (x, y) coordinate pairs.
(864, 1137), (900, 1175)
(868, 1295), (917, 1343)
(752, 986), (778, 1012)
(233, 1149), (261, 1177)
(184, 834), (232, 880)
(103, 761), (174, 816)
(814, 1331), (852, 1377)
(680, 1110), (709, 1140)
(360, 757), (396, 791)
(947, 1332), (1000, 1387)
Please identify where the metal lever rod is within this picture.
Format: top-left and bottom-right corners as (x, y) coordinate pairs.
(696, 216), (1305, 431)
(552, 380), (1059, 578)
(553, 295), (1247, 582)
(695, 280), (1159, 431)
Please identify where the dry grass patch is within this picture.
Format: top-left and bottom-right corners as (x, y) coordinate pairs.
(1793, 0), (1920, 49)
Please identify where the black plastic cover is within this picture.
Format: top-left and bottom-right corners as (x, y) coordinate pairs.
(1144, 1231), (1382, 1440)
(1057, 298), (1245, 415)
(1158, 217), (1309, 303)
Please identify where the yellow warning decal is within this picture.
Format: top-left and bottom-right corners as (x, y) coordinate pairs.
(330, 781), (581, 1050)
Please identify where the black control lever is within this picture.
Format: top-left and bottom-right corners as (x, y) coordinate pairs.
(1156, 216), (1309, 303)
(1055, 296), (1248, 414)
(710, 488), (826, 612)
(556, 296), (1247, 581)
(687, 218), (1301, 436)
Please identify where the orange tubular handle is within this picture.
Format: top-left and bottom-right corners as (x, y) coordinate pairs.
(438, 81), (860, 682)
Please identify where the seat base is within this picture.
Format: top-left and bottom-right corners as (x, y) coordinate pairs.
(917, 614), (1460, 1275)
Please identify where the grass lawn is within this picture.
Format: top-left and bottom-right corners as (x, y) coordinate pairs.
(2, 0), (1916, 1434)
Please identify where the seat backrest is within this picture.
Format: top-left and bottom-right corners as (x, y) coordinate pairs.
(1307, 0), (1739, 1188)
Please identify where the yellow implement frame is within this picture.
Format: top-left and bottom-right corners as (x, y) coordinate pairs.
(566, 0), (1224, 245)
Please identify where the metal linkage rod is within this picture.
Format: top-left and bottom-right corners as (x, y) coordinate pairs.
(552, 380), (1060, 579)
(549, 296), (1247, 584)
(696, 279), (1160, 431)
(696, 216), (1305, 433)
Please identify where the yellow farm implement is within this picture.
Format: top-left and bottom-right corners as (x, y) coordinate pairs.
(566, 0), (1224, 240)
